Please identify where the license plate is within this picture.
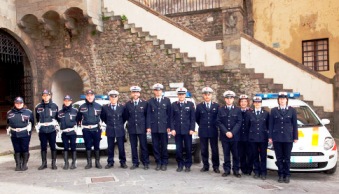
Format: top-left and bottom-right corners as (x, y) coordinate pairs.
(76, 138), (84, 143)
(167, 144), (176, 150)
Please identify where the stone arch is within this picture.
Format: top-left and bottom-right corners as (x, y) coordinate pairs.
(42, 57), (92, 92)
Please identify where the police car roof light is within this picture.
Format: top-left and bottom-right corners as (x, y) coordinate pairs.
(163, 91), (192, 98)
(80, 94), (109, 100)
(255, 92), (300, 99)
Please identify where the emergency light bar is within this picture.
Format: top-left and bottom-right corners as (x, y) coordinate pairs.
(80, 95), (109, 100)
(255, 92), (300, 99)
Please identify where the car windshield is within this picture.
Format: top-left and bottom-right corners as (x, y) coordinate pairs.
(263, 105), (322, 127)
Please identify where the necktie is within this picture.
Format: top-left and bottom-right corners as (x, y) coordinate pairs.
(180, 103), (183, 107)
(134, 101), (137, 106)
(256, 111), (260, 115)
(112, 105), (116, 110)
(207, 103), (210, 109)
(157, 98), (160, 104)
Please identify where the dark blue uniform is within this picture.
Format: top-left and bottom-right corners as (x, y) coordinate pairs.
(7, 107), (34, 171)
(101, 103), (127, 166)
(238, 108), (252, 175)
(125, 99), (149, 167)
(7, 107), (34, 153)
(269, 106), (298, 179)
(217, 105), (242, 174)
(76, 99), (102, 151)
(146, 97), (171, 167)
(57, 105), (78, 151)
(35, 101), (58, 151)
(171, 101), (195, 169)
(195, 102), (219, 171)
(246, 109), (269, 177)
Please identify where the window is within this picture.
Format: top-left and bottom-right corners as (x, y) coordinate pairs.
(302, 39), (329, 71)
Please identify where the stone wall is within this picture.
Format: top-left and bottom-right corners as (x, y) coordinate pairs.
(166, 9), (223, 39)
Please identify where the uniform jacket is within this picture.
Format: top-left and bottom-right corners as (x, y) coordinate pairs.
(239, 108), (251, 141)
(217, 105), (242, 142)
(35, 100), (58, 133)
(100, 103), (127, 137)
(171, 101), (195, 135)
(246, 109), (269, 142)
(57, 104), (78, 135)
(124, 99), (148, 134)
(269, 106), (298, 142)
(195, 102), (219, 138)
(76, 99), (102, 127)
(7, 107), (34, 138)
(146, 97), (171, 133)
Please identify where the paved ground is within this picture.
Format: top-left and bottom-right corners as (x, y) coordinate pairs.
(0, 130), (339, 194)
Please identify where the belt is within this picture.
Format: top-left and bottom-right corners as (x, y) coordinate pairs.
(82, 124), (98, 129)
(11, 127), (28, 132)
(61, 127), (76, 132)
(39, 121), (55, 126)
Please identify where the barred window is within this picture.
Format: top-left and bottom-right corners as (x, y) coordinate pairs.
(302, 39), (329, 71)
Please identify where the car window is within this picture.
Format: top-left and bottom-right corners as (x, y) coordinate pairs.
(262, 105), (322, 127)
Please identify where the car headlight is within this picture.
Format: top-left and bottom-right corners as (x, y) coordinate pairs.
(324, 137), (334, 150)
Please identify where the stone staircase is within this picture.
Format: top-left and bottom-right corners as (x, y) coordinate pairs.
(103, 10), (332, 125)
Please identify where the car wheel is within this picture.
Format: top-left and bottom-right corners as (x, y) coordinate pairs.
(193, 144), (201, 163)
(325, 163), (337, 174)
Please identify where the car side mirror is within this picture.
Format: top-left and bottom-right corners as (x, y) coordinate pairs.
(321, 119), (330, 125)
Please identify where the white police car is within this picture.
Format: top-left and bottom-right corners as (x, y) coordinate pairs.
(257, 92), (337, 174)
(146, 83), (201, 163)
(55, 95), (110, 151)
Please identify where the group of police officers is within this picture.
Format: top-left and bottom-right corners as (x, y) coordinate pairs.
(6, 83), (298, 184)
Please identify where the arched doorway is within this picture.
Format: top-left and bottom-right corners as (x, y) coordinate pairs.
(0, 30), (32, 128)
(51, 69), (83, 108)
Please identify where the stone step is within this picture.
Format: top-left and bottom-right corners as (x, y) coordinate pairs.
(123, 23), (135, 30)
(138, 31), (149, 38)
(183, 57), (196, 63)
(131, 27), (142, 34)
(160, 44), (172, 50)
(167, 48), (180, 54)
(258, 78), (273, 84)
(145, 35), (157, 41)
(249, 73), (264, 79)
(241, 68), (255, 74)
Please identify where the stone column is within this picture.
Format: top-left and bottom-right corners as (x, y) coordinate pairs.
(221, 0), (244, 69)
(333, 62), (339, 137)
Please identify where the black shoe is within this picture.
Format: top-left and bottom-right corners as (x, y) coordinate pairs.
(200, 167), (209, 172)
(176, 167), (183, 172)
(222, 172), (230, 177)
(155, 164), (161, 171)
(234, 172), (241, 178)
(105, 163), (114, 169)
(94, 151), (102, 169)
(38, 151), (47, 170)
(213, 168), (220, 173)
(253, 174), (260, 179)
(14, 153), (21, 171)
(120, 163), (128, 169)
(51, 151), (58, 170)
(85, 150), (92, 169)
(130, 164), (139, 170)
(185, 167), (191, 172)
(278, 176), (283, 183)
(284, 177), (290, 183)
(144, 165), (149, 170)
(261, 175), (266, 180)
(161, 165), (167, 171)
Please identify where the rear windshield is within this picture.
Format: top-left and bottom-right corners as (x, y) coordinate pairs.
(263, 106), (322, 127)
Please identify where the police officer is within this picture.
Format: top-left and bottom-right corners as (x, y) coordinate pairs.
(269, 92), (298, 183)
(35, 89), (59, 170)
(195, 87), (220, 173)
(217, 90), (242, 177)
(76, 89), (103, 169)
(171, 87), (195, 172)
(101, 90), (128, 169)
(7, 97), (34, 171)
(124, 86), (149, 170)
(238, 94), (251, 175)
(57, 95), (78, 170)
(146, 83), (171, 171)
(246, 96), (269, 180)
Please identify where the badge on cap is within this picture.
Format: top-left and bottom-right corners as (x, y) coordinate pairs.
(130, 86), (141, 92)
(64, 95), (72, 101)
(202, 87), (213, 94)
(176, 87), (187, 94)
(223, 90), (236, 97)
(108, 90), (119, 96)
(278, 92), (288, 98)
(42, 89), (51, 95)
(152, 83), (164, 90)
(253, 96), (262, 102)
(85, 89), (95, 95)
(14, 97), (24, 103)
(239, 94), (249, 99)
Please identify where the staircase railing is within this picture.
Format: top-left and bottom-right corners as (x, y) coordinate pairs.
(133, 0), (221, 15)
